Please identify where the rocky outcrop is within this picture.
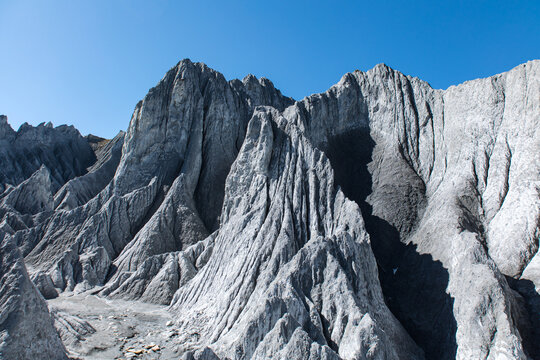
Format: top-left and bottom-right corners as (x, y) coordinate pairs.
(1, 165), (54, 215)
(101, 235), (214, 305)
(25, 176), (160, 292)
(51, 310), (96, 349)
(0, 117), (96, 193)
(169, 108), (422, 359)
(0, 166), (55, 250)
(108, 173), (210, 278)
(0, 126), (123, 260)
(0, 237), (67, 360)
(114, 60), (293, 232)
(1, 59), (538, 359)
(17, 59), (295, 297)
(85, 133), (108, 152)
(54, 131), (125, 210)
(279, 61), (539, 359)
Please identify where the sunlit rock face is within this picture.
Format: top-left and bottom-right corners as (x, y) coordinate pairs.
(0, 238), (68, 360)
(0, 59), (538, 359)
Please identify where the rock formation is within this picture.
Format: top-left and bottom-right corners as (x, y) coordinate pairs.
(0, 59), (538, 359)
(281, 61), (539, 359)
(54, 131), (125, 210)
(0, 116), (96, 193)
(169, 107), (422, 359)
(0, 237), (68, 359)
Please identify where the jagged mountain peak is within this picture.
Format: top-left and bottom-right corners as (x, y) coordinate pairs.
(0, 114), (9, 126)
(1, 59), (539, 359)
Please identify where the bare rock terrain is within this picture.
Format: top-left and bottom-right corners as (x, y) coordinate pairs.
(0, 238), (68, 359)
(0, 59), (538, 359)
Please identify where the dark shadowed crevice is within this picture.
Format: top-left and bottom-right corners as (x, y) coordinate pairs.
(318, 313), (339, 353)
(324, 128), (457, 360)
(387, 244), (457, 359)
(505, 276), (540, 359)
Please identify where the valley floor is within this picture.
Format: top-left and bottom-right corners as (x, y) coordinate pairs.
(48, 293), (179, 360)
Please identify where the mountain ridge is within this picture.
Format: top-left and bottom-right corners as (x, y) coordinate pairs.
(0, 59), (538, 359)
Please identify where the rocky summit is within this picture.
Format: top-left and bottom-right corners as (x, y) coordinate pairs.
(0, 59), (538, 360)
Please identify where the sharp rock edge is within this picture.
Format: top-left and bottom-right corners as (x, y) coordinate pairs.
(170, 107), (422, 359)
(0, 59), (538, 359)
(0, 115), (96, 193)
(0, 237), (68, 359)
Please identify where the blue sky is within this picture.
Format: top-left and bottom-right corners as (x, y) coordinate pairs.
(1, 1), (539, 138)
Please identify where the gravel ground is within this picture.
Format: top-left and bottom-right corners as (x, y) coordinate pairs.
(48, 292), (181, 359)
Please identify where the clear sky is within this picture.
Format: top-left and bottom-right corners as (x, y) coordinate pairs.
(1, 1), (539, 138)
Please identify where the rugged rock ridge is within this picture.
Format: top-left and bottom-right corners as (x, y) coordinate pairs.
(1, 165), (54, 215)
(0, 59), (538, 359)
(15, 60), (295, 298)
(0, 237), (67, 359)
(54, 131), (125, 210)
(281, 61), (539, 359)
(168, 108), (422, 359)
(0, 116), (96, 193)
(0, 125), (125, 250)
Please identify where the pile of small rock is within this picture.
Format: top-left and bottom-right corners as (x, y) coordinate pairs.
(122, 343), (161, 359)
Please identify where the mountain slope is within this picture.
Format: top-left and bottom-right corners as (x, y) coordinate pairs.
(0, 116), (96, 193)
(0, 238), (67, 360)
(0, 59), (538, 359)
(281, 61), (539, 359)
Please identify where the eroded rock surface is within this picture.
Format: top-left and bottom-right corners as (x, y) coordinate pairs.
(0, 116), (96, 193)
(279, 61), (539, 359)
(169, 108), (422, 359)
(54, 131), (125, 211)
(0, 238), (67, 359)
(0, 59), (538, 359)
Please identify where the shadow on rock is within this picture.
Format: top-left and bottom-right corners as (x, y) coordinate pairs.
(325, 128), (457, 360)
(505, 276), (540, 359)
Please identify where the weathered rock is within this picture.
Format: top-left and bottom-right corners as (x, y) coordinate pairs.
(21, 59), (295, 298)
(51, 310), (95, 349)
(110, 174), (210, 277)
(54, 131), (125, 210)
(101, 235), (214, 304)
(25, 176), (160, 292)
(31, 270), (59, 299)
(1, 59), (538, 359)
(85, 133), (107, 152)
(1, 165), (54, 215)
(0, 166), (55, 245)
(115, 59), (293, 232)
(0, 238), (67, 359)
(281, 61), (539, 359)
(169, 108), (423, 359)
(0, 117), (96, 193)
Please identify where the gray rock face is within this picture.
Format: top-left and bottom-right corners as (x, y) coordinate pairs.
(0, 238), (67, 360)
(280, 61), (539, 359)
(169, 108), (422, 359)
(101, 235), (214, 305)
(19, 59), (295, 296)
(115, 60), (293, 232)
(51, 310), (96, 349)
(54, 131), (125, 211)
(1, 165), (53, 215)
(1, 59), (538, 359)
(0, 128), (125, 259)
(26, 176), (160, 292)
(0, 166), (55, 251)
(0, 116), (96, 193)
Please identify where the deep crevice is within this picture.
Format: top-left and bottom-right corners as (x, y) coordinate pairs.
(324, 128), (457, 360)
(505, 276), (540, 359)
